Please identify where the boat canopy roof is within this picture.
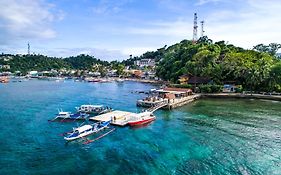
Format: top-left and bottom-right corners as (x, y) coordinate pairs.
(76, 125), (92, 133)
(136, 111), (152, 117)
(80, 105), (104, 108)
(59, 112), (70, 115)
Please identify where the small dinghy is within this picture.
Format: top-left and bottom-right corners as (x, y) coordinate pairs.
(64, 121), (111, 141)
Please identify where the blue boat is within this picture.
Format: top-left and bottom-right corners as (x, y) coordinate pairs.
(76, 105), (112, 115)
(64, 121), (111, 141)
(51, 111), (89, 121)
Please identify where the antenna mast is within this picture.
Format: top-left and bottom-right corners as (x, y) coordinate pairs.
(27, 42), (30, 55)
(200, 21), (205, 37)
(192, 13), (198, 43)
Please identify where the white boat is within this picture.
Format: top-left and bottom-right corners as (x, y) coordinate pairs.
(76, 105), (112, 114)
(51, 111), (89, 121)
(128, 111), (156, 126)
(116, 78), (124, 82)
(64, 121), (111, 141)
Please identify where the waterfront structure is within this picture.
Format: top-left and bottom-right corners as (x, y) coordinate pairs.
(137, 87), (197, 109)
(28, 71), (39, 77)
(90, 110), (157, 127)
(142, 71), (157, 80)
(223, 84), (237, 93)
(0, 76), (9, 83)
(0, 65), (10, 70)
(90, 110), (137, 126)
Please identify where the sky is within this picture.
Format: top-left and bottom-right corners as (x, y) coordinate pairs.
(0, 0), (281, 60)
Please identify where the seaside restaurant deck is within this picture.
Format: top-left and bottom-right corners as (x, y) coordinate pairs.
(137, 87), (193, 108)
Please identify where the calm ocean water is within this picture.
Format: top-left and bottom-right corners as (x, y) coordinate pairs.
(0, 80), (280, 175)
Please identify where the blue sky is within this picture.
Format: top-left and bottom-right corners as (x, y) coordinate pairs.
(0, 0), (280, 60)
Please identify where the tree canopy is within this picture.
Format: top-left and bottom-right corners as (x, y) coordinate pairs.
(156, 37), (281, 92)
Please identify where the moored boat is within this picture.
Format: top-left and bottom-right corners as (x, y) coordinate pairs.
(76, 105), (112, 114)
(128, 111), (156, 126)
(51, 111), (89, 121)
(0, 76), (9, 83)
(64, 121), (111, 141)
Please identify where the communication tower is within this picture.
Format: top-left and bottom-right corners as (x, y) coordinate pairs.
(192, 13), (198, 43)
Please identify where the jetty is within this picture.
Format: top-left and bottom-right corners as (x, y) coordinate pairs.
(90, 110), (137, 126)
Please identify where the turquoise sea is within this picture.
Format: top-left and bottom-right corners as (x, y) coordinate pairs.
(0, 80), (280, 175)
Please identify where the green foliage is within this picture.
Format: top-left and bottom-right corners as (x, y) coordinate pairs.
(121, 45), (166, 66)
(253, 43), (281, 57)
(169, 84), (193, 89)
(6, 54), (71, 74)
(64, 54), (109, 70)
(156, 36), (281, 92)
(0, 54), (110, 74)
(199, 85), (223, 93)
(235, 85), (243, 93)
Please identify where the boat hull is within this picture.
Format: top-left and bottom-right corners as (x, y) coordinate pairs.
(64, 130), (97, 141)
(128, 117), (155, 126)
(64, 122), (110, 141)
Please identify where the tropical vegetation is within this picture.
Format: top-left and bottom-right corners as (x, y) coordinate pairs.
(156, 37), (281, 92)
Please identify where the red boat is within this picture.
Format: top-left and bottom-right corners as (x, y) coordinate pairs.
(128, 112), (156, 126)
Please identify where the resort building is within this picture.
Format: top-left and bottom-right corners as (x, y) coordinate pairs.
(223, 84), (237, 93)
(134, 59), (155, 68)
(178, 75), (211, 85)
(0, 65), (10, 70)
(28, 71), (39, 77)
(178, 74), (189, 84)
(137, 87), (196, 109)
(141, 71), (157, 80)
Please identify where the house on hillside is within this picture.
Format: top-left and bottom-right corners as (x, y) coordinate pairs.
(187, 76), (212, 85)
(134, 59), (155, 68)
(178, 75), (211, 85)
(178, 74), (189, 84)
(142, 71), (157, 80)
(223, 84), (237, 93)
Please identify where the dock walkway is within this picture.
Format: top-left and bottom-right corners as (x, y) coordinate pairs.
(90, 110), (137, 126)
(147, 101), (168, 112)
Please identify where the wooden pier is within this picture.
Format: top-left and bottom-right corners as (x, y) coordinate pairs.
(89, 110), (137, 126)
(164, 94), (201, 109)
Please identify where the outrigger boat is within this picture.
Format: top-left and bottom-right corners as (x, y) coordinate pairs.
(64, 121), (111, 141)
(128, 111), (156, 126)
(76, 105), (112, 115)
(51, 111), (89, 121)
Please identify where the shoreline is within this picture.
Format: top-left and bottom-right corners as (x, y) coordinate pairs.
(199, 93), (281, 102)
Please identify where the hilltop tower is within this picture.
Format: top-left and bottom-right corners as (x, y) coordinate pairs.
(27, 42), (30, 55)
(200, 21), (205, 37)
(192, 13), (198, 43)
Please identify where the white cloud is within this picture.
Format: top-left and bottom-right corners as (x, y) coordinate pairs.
(128, 19), (193, 37)
(206, 0), (281, 48)
(121, 47), (157, 56)
(44, 47), (129, 61)
(92, 0), (133, 14)
(0, 0), (62, 45)
(196, 0), (223, 6)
